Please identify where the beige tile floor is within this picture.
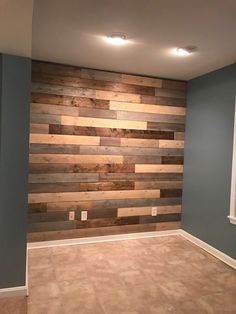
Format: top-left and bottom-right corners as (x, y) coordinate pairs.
(0, 235), (236, 314)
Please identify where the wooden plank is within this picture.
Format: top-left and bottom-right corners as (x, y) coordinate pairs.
(118, 205), (182, 217)
(32, 61), (81, 77)
(156, 221), (181, 231)
(61, 116), (147, 130)
(140, 213), (181, 224)
(33, 72), (155, 96)
(135, 164), (184, 173)
(28, 189), (161, 203)
(79, 181), (135, 191)
(81, 68), (121, 82)
(95, 90), (140, 103)
(161, 156), (184, 165)
(27, 223), (158, 242)
(49, 124), (174, 140)
(87, 208), (118, 219)
(147, 121), (185, 132)
(30, 144), (81, 155)
(174, 132), (185, 140)
(162, 79), (187, 91)
(123, 155), (162, 164)
(155, 87), (186, 99)
(29, 154), (124, 164)
(121, 74), (162, 88)
(28, 220), (76, 233)
(116, 110), (185, 124)
(29, 173), (99, 183)
(120, 138), (159, 148)
(29, 163), (135, 174)
(110, 101), (186, 116)
(28, 211), (69, 223)
(29, 183), (81, 193)
(79, 107), (117, 119)
(99, 173), (183, 181)
(31, 93), (110, 109)
(100, 137), (121, 146)
(30, 134), (100, 146)
(80, 146), (183, 156)
(32, 83), (96, 98)
(160, 189), (182, 197)
(141, 95), (186, 107)
(31, 113), (61, 125)
(45, 197), (182, 212)
(76, 217), (140, 229)
(159, 140), (184, 148)
(30, 123), (49, 134)
(31, 103), (79, 116)
(135, 181), (183, 190)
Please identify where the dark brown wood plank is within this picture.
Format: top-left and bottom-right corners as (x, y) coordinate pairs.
(29, 163), (135, 174)
(141, 95), (186, 107)
(162, 156), (184, 164)
(147, 121), (185, 132)
(31, 93), (110, 109)
(49, 124), (175, 139)
(79, 181), (135, 191)
(160, 189), (183, 198)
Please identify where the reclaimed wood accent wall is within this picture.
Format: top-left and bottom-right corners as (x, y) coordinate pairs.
(28, 61), (186, 242)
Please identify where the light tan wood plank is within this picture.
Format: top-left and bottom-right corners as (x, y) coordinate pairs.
(118, 205), (182, 217)
(28, 189), (161, 203)
(61, 116), (147, 130)
(95, 90), (140, 103)
(121, 74), (162, 88)
(174, 132), (185, 140)
(29, 154), (124, 164)
(30, 123), (49, 134)
(31, 103), (79, 116)
(120, 138), (159, 148)
(30, 134), (100, 145)
(135, 164), (184, 173)
(135, 181), (183, 189)
(159, 140), (184, 148)
(156, 221), (181, 231)
(110, 101), (186, 116)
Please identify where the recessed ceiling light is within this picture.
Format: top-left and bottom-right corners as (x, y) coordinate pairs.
(175, 46), (197, 56)
(106, 34), (127, 45)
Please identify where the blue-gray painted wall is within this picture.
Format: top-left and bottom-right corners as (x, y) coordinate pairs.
(0, 54), (31, 288)
(182, 63), (236, 259)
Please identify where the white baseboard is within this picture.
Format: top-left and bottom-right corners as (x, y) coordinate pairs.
(28, 229), (181, 249)
(0, 286), (27, 298)
(179, 230), (236, 270)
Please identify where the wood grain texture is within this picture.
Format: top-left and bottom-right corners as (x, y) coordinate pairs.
(30, 123), (49, 134)
(28, 189), (161, 203)
(110, 101), (186, 116)
(135, 164), (184, 173)
(29, 154), (124, 164)
(30, 134), (100, 145)
(118, 205), (182, 217)
(28, 61), (186, 240)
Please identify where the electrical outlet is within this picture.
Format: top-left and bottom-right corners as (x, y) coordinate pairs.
(69, 211), (75, 221)
(81, 210), (88, 221)
(151, 207), (158, 216)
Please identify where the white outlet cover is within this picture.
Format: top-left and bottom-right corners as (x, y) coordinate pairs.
(81, 211), (88, 221)
(69, 211), (75, 220)
(151, 207), (158, 216)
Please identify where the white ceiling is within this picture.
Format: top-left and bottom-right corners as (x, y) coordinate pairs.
(0, 0), (33, 57)
(32, 0), (236, 80)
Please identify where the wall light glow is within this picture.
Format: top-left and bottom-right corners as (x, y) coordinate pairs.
(105, 34), (128, 46)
